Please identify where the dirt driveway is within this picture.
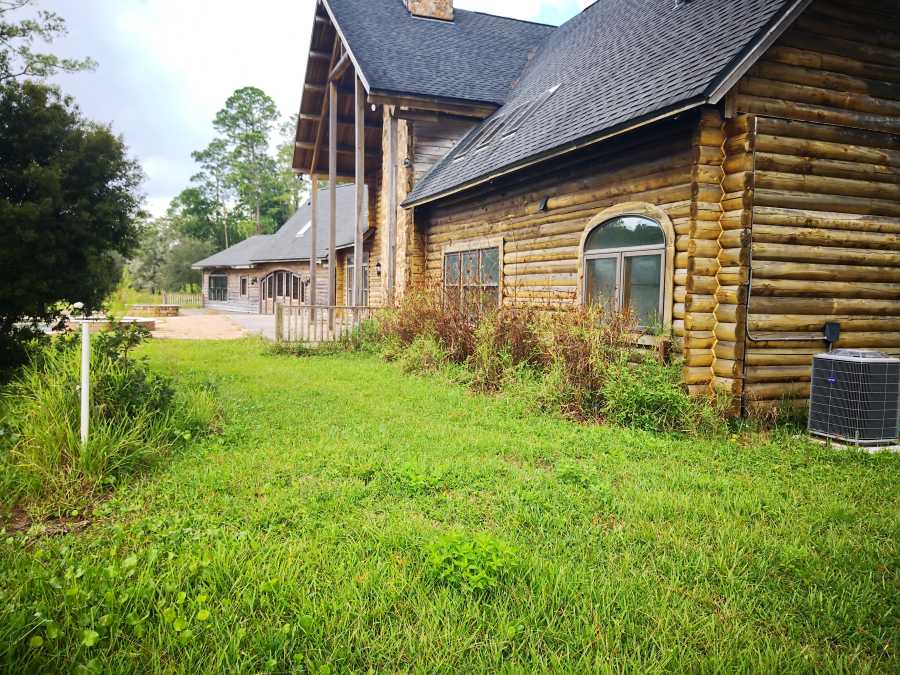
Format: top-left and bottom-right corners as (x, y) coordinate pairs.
(151, 310), (274, 340)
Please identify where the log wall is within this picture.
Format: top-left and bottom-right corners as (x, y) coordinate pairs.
(732, 0), (900, 408)
(416, 115), (698, 310)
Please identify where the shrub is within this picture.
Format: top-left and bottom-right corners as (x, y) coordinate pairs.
(399, 335), (448, 374)
(471, 307), (543, 392)
(535, 305), (638, 420)
(379, 283), (476, 363)
(602, 355), (711, 434)
(0, 324), (217, 509)
(426, 532), (520, 593)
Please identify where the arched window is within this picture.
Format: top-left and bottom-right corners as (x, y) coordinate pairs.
(583, 215), (666, 326)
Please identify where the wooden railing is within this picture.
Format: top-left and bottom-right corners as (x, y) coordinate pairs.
(163, 292), (204, 306)
(275, 304), (372, 343)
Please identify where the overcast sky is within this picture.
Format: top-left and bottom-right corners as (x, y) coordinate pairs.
(34, 1), (591, 217)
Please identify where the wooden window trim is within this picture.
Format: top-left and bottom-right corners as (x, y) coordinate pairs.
(577, 203), (675, 330)
(441, 236), (504, 308)
(441, 237), (506, 308)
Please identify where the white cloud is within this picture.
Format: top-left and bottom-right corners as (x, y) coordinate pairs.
(35, 1), (579, 218)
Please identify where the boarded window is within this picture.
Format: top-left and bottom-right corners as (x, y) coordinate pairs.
(443, 246), (500, 314)
(240, 277), (248, 296)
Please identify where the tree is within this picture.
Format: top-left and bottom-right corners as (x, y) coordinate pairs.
(167, 187), (224, 248)
(0, 0), (95, 82)
(274, 113), (309, 217)
(190, 138), (234, 247)
(0, 81), (143, 348)
(160, 238), (214, 292)
(129, 217), (171, 293)
(213, 86), (279, 235)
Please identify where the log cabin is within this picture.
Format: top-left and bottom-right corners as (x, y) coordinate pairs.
(292, 0), (900, 412)
(192, 184), (369, 313)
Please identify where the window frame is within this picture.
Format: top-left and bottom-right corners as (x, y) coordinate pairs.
(208, 274), (228, 302)
(441, 237), (503, 313)
(578, 206), (674, 331)
(239, 276), (248, 297)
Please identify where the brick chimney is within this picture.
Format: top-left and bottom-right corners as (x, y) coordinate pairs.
(405, 0), (453, 21)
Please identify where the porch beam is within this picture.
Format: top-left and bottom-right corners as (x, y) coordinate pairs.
(353, 74), (365, 307)
(299, 112), (382, 127)
(328, 81), (338, 313)
(387, 107), (398, 304)
(309, 37), (342, 174)
(310, 173), (318, 307)
(329, 52), (352, 83)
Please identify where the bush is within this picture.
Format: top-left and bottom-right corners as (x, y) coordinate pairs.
(603, 355), (719, 435)
(399, 335), (448, 374)
(0, 324), (217, 510)
(379, 283), (476, 363)
(426, 532), (520, 593)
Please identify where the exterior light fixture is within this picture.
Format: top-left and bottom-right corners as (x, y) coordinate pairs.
(375, 261), (382, 277)
(538, 196), (550, 212)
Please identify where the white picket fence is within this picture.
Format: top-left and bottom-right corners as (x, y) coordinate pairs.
(275, 304), (372, 343)
(162, 292), (203, 307)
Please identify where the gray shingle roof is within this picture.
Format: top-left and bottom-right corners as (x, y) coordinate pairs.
(406, 0), (795, 205)
(192, 184), (367, 269)
(326, 0), (555, 105)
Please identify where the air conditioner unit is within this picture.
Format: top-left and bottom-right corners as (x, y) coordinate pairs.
(808, 349), (900, 446)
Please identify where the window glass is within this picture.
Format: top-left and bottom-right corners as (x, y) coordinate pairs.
(444, 246), (501, 314)
(462, 251), (479, 284)
(624, 254), (662, 326)
(240, 277), (247, 296)
(583, 215), (666, 327)
(481, 248), (500, 285)
(585, 257), (617, 308)
(585, 216), (664, 251)
(444, 253), (460, 285)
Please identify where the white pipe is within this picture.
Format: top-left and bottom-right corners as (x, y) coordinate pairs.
(80, 320), (90, 446)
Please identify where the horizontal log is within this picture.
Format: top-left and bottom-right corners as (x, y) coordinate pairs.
(751, 260), (900, 282)
(766, 44), (900, 87)
(745, 365), (812, 383)
(751, 242), (900, 267)
(752, 206), (900, 235)
(685, 351), (714, 367)
(713, 359), (740, 378)
(744, 381), (810, 401)
(688, 239), (721, 258)
(754, 170), (900, 202)
(734, 94), (900, 134)
(683, 366), (714, 385)
(711, 377), (742, 396)
(752, 224), (900, 250)
(715, 305), (738, 323)
(794, 13), (900, 56)
(686, 294), (716, 313)
(684, 331), (714, 349)
(754, 152), (900, 186)
(715, 322), (745, 343)
(749, 278), (900, 300)
(685, 314), (715, 331)
(781, 28), (900, 70)
(714, 341), (745, 361)
(754, 116), (900, 151)
(751, 60), (900, 105)
(748, 315), (900, 332)
(715, 285), (747, 305)
(755, 135), (900, 169)
(749, 297), (900, 316)
(745, 351), (815, 366)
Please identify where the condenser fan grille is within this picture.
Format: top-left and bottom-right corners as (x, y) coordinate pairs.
(809, 350), (900, 446)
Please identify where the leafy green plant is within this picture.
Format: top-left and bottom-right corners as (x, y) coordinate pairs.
(602, 356), (715, 434)
(0, 326), (218, 509)
(426, 532), (520, 593)
(399, 335), (448, 374)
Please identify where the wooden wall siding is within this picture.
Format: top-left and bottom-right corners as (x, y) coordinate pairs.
(417, 117), (698, 309)
(682, 109), (726, 395)
(731, 0), (900, 407)
(709, 115), (755, 401)
(413, 119), (476, 184)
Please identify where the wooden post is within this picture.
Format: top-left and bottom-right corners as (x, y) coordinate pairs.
(387, 107), (398, 305)
(275, 303), (284, 342)
(310, 172), (318, 311)
(329, 81), (337, 331)
(354, 75), (365, 307)
(80, 320), (90, 446)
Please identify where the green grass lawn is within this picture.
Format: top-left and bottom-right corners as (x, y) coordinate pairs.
(2, 339), (898, 672)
